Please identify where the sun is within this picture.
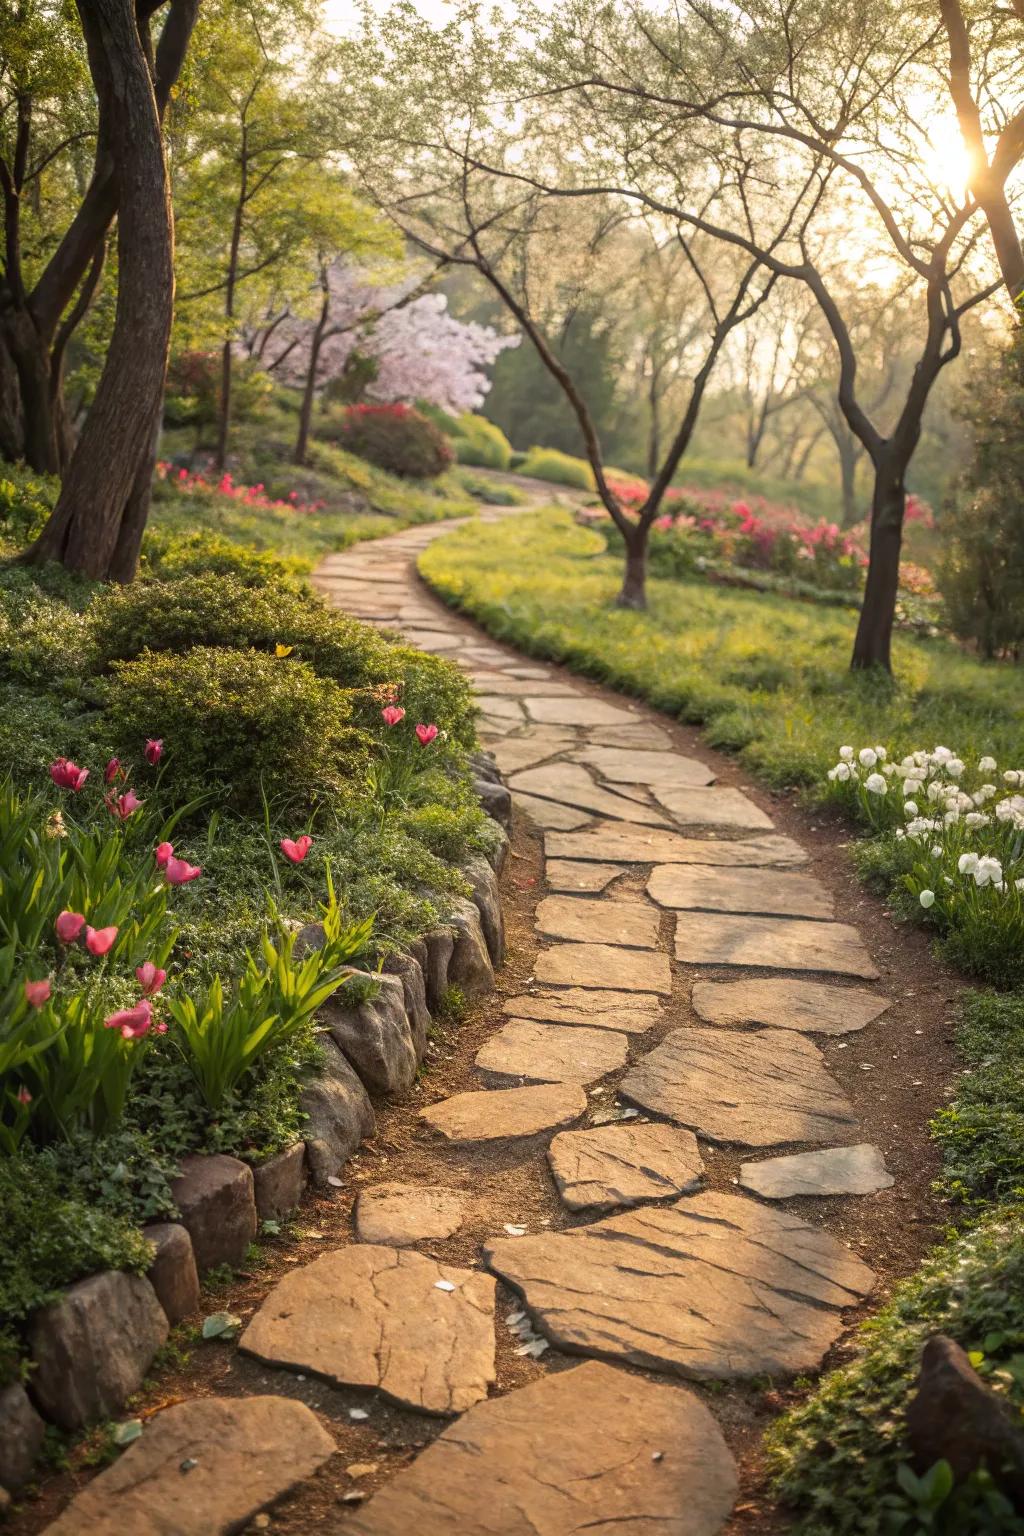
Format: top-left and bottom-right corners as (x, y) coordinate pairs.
(918, 114), (973, 198)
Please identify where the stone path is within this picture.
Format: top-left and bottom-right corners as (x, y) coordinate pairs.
(48, 515), (898, 1534)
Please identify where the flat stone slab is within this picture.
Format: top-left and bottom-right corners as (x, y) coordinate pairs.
(691, 977), (891, 1034)
(622, 1027), (858, 1147)
(420, 1082), (587, 1142)
(535, 895), (661, 948)
(524, 696), (639, 726)
(653, 786), (773, 830)
(535, 943), (673, 994)
(42, 1396), (336, 1536)
(505, 987), (662, 1034)
(674, 913), (879, 979)
(240, 1245), (495, 1415)
(489, 734), (575, 775)
(549, 1123), (704, 1211)
(476, 1020), (629, 1084)
(546, 858), (622, 892)
(740, 1143), (894, 1199)
(590, 722), (676, 749)
(509, 764), (669, 826)
(574, 745), (715, 786)
(475, 694), (526, 719)
(468, 676), (577, 696)
(548, 825), (809, 867)
(484, 1191), (874, 1381)
(513, 793), (592, 830)
(650, 865), (833, 919)
(345, 1360), (738, 1536)
(354, 1183), (468, 1246)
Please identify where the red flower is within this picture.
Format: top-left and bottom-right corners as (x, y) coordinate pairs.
(50, 758), (89, 791)
(136, 962), (166, 996)
(104, 757), (121, 784)
(16, 1086), (31, 1105)
(144, 739), (164, 766)
(107, 789), (142, 820)
(85, 925), (118, 956)
(154, 841), (174, 868)
(24, 979), (51, 1009)
(280, 835), (313, 864)
(55, 911), (86, 944)
(415, 723), (439, 746)
(381, 706), (406, 727)
(104, 999), (152, 1039)
(165, 856), (201, 885)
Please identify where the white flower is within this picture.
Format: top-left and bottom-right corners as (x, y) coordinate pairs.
(978, 756), (997, 774)
(933, 746), (952, 764)
(904, 800), (919, 816)
(974, 856), (1003, 888)
(930, 845), (943, 857)
(947, 758), (965, 778)
(1016, 879), (1024, 892)
(831, 762), (852, 782)
(874, 745), (887, 761)
(1004, 770), (1021, 787)
(858, 747), (878, 768)
(904, 778), (923, 796)
(883, 761), (897, 776)
(944, 809), (961, 826)
(974, 785), (997, 804)
(864, 773), (887, 794)
(919, 889), (935, 909)
(839, 746), (854, 762)
(926, 781), (947, 803)
(964, 812), (989, 828)
(958, 852), (979, 875)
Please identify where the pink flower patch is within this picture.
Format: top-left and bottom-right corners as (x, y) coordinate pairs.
(24, 979), (51, 1009)
(55, 910), (86, 944)
(144, 739), (164, 766)
(104, 999), (152, 1039)
(154, 841), (174, 868)
(85, 925), (118, 956)
(415, 723), (439, 746)
(136, 962), (167, 996)
(50, 758), (89, 791)
(381, 706), (406, 727)
(279, 835), (313, 865)
(165, 857), (201, 886)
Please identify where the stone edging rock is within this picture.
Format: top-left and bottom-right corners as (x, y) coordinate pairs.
(0, 763), (512, 1493)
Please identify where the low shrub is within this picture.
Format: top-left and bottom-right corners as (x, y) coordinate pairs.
(333, 403), (453, 479)
(932, 992), (1024, 1210)
(0, 467), (57, 547)
(518, 446), (595, 489)
(141, 527), (303, 589)
(451, 412), (513, 469)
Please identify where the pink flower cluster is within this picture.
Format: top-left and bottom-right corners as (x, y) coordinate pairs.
(52, 740), (164, 824)
(105, 965), (168, 1039)
(381, 705), (439, 745)
(156, 461), (325, 516)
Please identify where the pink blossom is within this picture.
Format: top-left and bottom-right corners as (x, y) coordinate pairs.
(144, 739), (164, 766)
(154, 841), (174, 868)
(165, 856), (201, 886)
(381, 705), (406, 727)
(104, 757), (121, 784)
(55, 910), (86, 944)
(136, 962), (166, 996)
(415, 723), (439, 746)
(85, 925), (118, 956)
(280, 835), (313, 864)
(104, 999), (152, 1039)
(24, 979), (51, 1009)
(107, 789), (142, 820)
(16, 1086), (31, 1105)
(50, 758), (89, 792)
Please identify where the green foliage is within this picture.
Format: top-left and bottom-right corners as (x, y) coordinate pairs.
(334, 404), (454, 479)
(0, 466), (59, 546)
(484, 306), (620, 458)
(451, 412), (513, 469)
(518, 446), (596, 489)
(931, 992), (1024, 1211)
(141, 527), (303, 589)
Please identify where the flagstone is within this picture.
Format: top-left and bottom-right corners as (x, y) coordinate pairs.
(513, 793), (592, 830)
(476, 1020), (629, 1084)
(574, 745), (715, 786)
(649, 864), (833, 919)
(652, 785), (774, 831)
(673, 912), (879, 978)
(548, 1122), (704, 1211)
(535, 943), (673, 994)
(545, 858), (623, 892)
(420, 1082), (587, 1142)
(547, 825), (809, 867)
(504, 987), (662, 1034)
(535, 895), (662, 947)
(466, 676), (578, 696)
(508, 764), (670, 825)
(740, 1144), (894, 1199)
(488, 734), (575, 775)
(524, 696), (639, 726)
(484, 1191), (874, 1380)
(474, 695), (526, 719)
(354, 1183), (468, 1246)
(690, 977), (891, 1034)
(589, 722), (676, 750)
(621, 1027), (858, 1146)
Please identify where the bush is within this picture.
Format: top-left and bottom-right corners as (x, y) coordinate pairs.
(0, 466), (58, 547)
(142, 528), (303, 589)
(451, 413), (513, 469)
(333, 403), (453, 479)
(518, 446), (595, 489)
(164, 350), (272, 432)
(99, 647), (364, 804)
(932, 992), (1024, 1210)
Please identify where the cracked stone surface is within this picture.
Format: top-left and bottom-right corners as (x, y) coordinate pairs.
(545, 858), (623, 892)
(673, 913), (879, 978)
(547, 825), (809, 867)
(573, 745), (715, 786)
(690, 977), (890, 1034)
(621, 1027), (858, 1147)
(548, 1122), (704, 1211)
(535, 942), (673, 993)
(523, 696), (639, 726)
(652, 785), (774, 830)
(345, 1360), (738, 1536)
(504, 987), (663, 1034)
(484, 1191), (875, 1380)
(42, 1396), (336, 1536)
(649, 865), (834, 920)
(488, 733), (574, 775)
(593, 721), (676, 749)
(354, 1183), (468, 1246)
(740, 1143), (894, 1199)
(535, 895), (662, 948)
(239, 1245), (495, 1415)
(420, 1082), (587, 1142)
(509, 764), (669, 825)
(513, 793), (593, 830)
(476, 1019), (629, 1084)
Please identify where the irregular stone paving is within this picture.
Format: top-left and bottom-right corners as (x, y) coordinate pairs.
(69, 520), (901, 1533)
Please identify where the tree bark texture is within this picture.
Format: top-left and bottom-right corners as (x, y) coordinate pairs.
(850, 464), (906, 671)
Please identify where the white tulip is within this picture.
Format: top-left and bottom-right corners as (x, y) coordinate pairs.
(904, 800), (919, 816)
(958, 852), (979, 874)
(864, 773), (887, 794)
(839, 746), (854, 762)
(978, 756), (997, 774)
(919, 889), (935, 909)
(930, 845), (943, 857)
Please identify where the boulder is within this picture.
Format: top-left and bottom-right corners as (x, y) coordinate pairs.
(252, 1143), (307, 1222)
(469, 750), (501, 784)
(141, 1223), (200, 1324)
(28, 1272), (168, 1430)
(383, 952), (430, 1061)
(447, 900), (494, 999)
(422, 928), (454, 1012)
(907, 1335), (1024, 1502)
(300, 1038), (376, 1184)
(0, 1383), (45, 1489)
(487, 826), (510, 876)
(474, 777), (512, 830)
(320, 974), (417, 1097)
(463, 855), (505, 967)
(170, 1154), (257, 1274)
(292, 920), (326, 959)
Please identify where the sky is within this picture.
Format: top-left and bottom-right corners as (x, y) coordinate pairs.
(323, 0), (452, 32)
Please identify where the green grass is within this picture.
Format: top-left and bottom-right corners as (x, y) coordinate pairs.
(418, 511), (1024, 787)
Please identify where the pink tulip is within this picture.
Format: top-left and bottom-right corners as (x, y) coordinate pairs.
(279, 835), (313, 864)
(136, 962), (166, 996)
(415, 723), (439, 746)
(16, 1086), (31, 1106)
(144, 739), (164, 766)
(24, 979), (51, 1009)
(55, 910), (86, 944)
(103, 999), (152, 1039)
(50, 758), (89, 791)
(381, 705), (406, 726)
(107, 789), (142, 820)
(104, 757), (121, 784)
(85, 925), (118, 956)
(154, 841), (174, 868)
(165, 856), (201, 886)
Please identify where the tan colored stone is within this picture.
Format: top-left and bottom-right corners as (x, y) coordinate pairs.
(513, 793), (592, 830)
(420, 1082), (587, 1142)
(649, 864), (833, 919)
(582, 721), (676, 749)
(691, 977), (890, 1034)
(546, 858), (622, 893)
(740, 1143), (894, 1199)
(489, 734), (575, 775)
(652, 785), (773, 830)
(547, 825), (808, 867)
(509, 764), (669, 825)
(240, 1246), (495, 1415)
(476, 1019), (629, 1084)
(673, 913), (878, 979)
(467, 676), (577, 696)
(621, 1027), (858, 1147)
(522, 696), (639, 726)
(345, 1361), (738, 1536)
(504, 987), (662, 1034)
(535, 895), (661, 948)
(548, 1123), (704, 1211)
(354, 1183), (467, 1246)
(475, 695), (525, 719)
(574, 745), (715, 786)
(535, 943), (673, 994)
(41, 1396), (336, 1536)
(485, 1191), (874, 1381)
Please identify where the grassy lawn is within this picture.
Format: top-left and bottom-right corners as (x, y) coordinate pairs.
(418, 510), (1024, 785)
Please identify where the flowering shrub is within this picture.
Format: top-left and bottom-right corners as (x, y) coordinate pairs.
(333, 403), (453, 479)
(155, 460), (325, 516)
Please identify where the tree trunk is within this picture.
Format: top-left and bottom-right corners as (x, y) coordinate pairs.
(838, 437), (859, 526)
(646, 364), (661, 480)
(27, 0), (174, 580)
(214, 136), (247, 473)
(615, 526), (649, 611)
(216, 337), (232, 473)
(295, 281), (329, 466)
(850, 466), (905, 672)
